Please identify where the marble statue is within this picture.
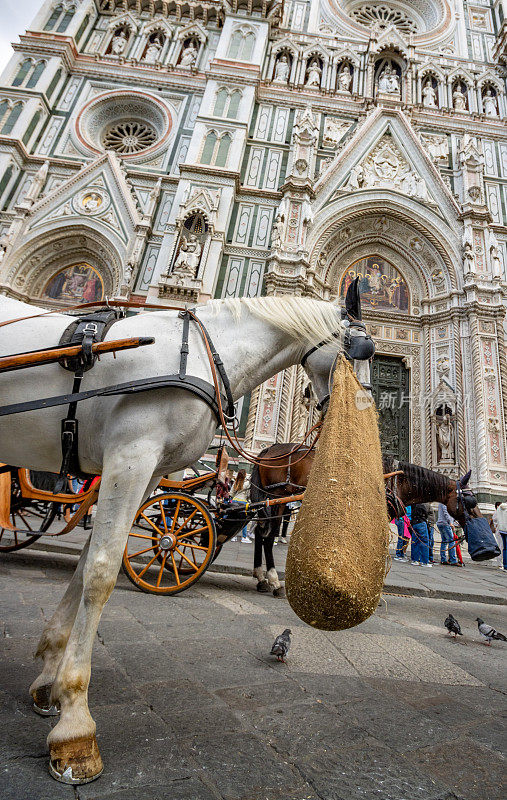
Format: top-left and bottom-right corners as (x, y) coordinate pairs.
(488, 229), (502, 278)
(111, 30), (128, 55)
(422, 80), (437, 108)
(378, 65), (400, 95)
(338, 64), (352, 93)
(347, 163), (365, 190)
(437, 414), (454, 462)
(453, 87), (467, 111)
(305, 59), (322, 88)
(273, 55), (290, 83)
(483, 89), (498, 117)
(180, 42), (198, 68)
(173, 234), (202, 276)
(25, 160), (49, 203)
(271, 215), (284, 248)
(144, 40), (162, 64)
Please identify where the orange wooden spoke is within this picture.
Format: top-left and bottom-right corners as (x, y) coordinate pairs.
(158, 500), (169, 534)
(140, 512), (164, 536)
(176, 524), (209, 539)
(170, 551), (181, 585)
(174, 547), (199, 570)
(156, 551), (169, 588)
(172, 508), (198, 538)
(176, 541), (209, 551)
(137, 552), (160, 578)
(128, 531), (158, 541)
(169, 500), (181, 535)
(127, 545), (155, 559)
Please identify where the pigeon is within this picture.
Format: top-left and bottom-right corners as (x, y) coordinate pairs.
(476, 617), (507, 646)
(444, 613), (463, 638)
(270, 628), (292, 663)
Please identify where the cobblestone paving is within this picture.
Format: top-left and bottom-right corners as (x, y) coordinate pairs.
(1, 550), (506, 800)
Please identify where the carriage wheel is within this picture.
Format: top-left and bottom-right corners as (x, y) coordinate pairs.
(122, 491), (216, 595)
(0, 502), (57, 553)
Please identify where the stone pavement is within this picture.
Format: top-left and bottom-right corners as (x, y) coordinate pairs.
(1, 548), (507, 800)
(25, 523), (507, 605)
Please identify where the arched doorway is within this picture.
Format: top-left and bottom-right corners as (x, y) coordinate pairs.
(1, 226), (122, 303)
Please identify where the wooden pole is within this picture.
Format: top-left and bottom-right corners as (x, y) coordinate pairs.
(0, 337), (155, 374)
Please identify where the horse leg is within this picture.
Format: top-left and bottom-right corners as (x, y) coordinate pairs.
(46, 452), (159, 784)
(253, 525), (269, 592)
(30, 537), (91, 715)
(264, 526), (285, 598)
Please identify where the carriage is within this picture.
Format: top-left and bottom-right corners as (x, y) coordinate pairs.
(0, 455), (305, 595)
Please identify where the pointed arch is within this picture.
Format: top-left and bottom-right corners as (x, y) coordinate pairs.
(13, 59), (34, 87)
(227, 90), (241, 119)
(200, 130), (217, 164)
(215, 132), (231, 167)
(57, 8), (74, 32)
(213, 88), (228, 116)
(1, 102), (23, 135)
(44, 5), (63, 31)
(26, 61), (46, 89)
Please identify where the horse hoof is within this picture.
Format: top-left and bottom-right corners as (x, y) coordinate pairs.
(49, 735), (103, 784)
(273, 586), (286, 598)
(256, 580), (270, 593)
(32, 684), (60, 717)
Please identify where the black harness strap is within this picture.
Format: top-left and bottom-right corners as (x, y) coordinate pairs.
(0, 375), (227, 422)
(182, 309), (235, 420)
(179, 310), (190, 380)
(1, 307), (234, 480)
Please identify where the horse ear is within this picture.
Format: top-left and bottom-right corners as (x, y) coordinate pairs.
(345, 276), (362, 321)
(459, 469), (471, 488)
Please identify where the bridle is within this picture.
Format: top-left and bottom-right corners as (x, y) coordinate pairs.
(301, 318), (375, 411)
(454, 482), (478, 522)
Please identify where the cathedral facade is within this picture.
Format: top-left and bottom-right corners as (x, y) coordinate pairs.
(0, 0), (506, 501)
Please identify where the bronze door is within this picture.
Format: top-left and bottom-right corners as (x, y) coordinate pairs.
(371, 355), (410, 462)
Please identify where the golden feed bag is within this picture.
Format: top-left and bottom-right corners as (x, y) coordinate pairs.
(285, 356), (389, 631)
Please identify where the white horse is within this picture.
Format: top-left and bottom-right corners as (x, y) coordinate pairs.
(0, 293), (372, 784)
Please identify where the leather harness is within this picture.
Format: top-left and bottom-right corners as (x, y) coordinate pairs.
(1, 300), (372, 485)
(1, 307), (234, 485)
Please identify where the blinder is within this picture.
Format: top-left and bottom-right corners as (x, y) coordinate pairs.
(343, 322), (375, 362)
(301, 319), (375, 413)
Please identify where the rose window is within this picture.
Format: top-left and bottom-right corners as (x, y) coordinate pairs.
(349, 4), (419, 34)
(102, 121), (157, 154)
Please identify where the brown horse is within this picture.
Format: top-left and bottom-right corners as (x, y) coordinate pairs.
(384, 459), (479, 527)
(250, 443), (315, 596)
(384, 459), (499, 561)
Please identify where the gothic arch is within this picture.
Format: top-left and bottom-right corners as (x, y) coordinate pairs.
(308, 191), (462, 292)
(3, 225), (123, 301)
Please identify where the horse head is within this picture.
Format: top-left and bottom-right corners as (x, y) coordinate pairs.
(445, 469), (480, 527)
(301, 279), (375, 413)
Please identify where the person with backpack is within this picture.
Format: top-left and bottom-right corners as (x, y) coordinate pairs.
(394, 505), (411, 561)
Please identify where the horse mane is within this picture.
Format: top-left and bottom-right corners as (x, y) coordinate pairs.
(206, 296), (344, 348)
(398, 461), (452, 498)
